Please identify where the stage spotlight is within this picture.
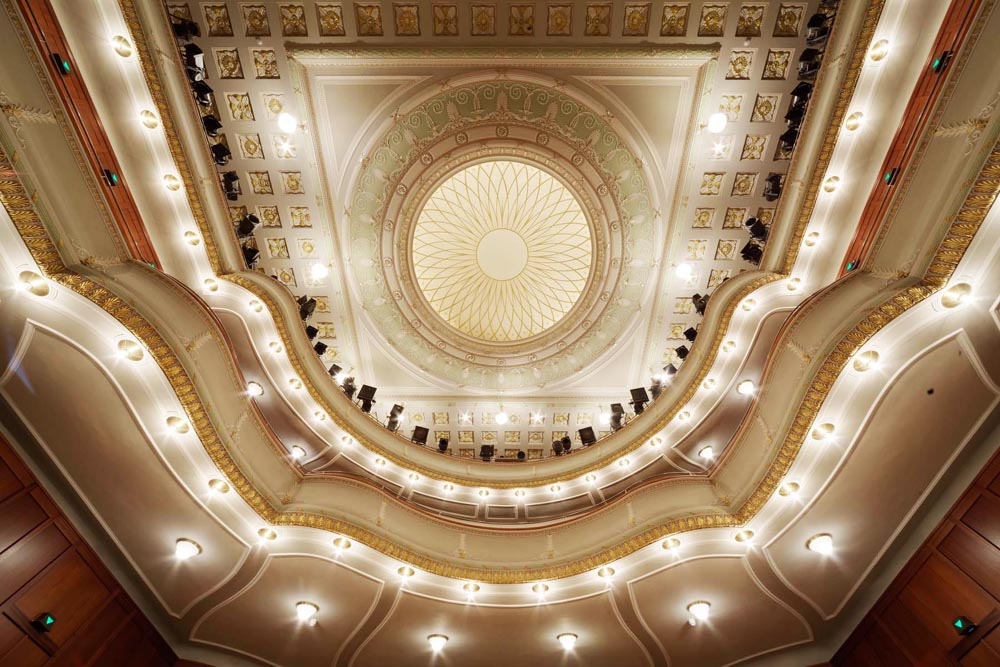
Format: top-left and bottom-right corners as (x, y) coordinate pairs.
(236, 214), (260, 240)
(171, 17), (201, 40)
(610, 403), (625, 431)
(791, 82), (813, 105)
(412, 426), (429, 445)
(202, 114), (223, 137)
(183, 44), (205, 81)
(342, 377), (357, 400)
(313, 342), (328, 356)
(298, 297), (317, 320)
(222, 171), (241, 200)
(764, 173), (783, 202)
(387, 404), (404, 432)
(242, 246), (260, 269)
(192, 81), (213, 107)
(552, 439), (564, 456)
(357, 385), (377, 413)
(746, 217), (768, 241)
(784, 103), (806, 127)
(675, 345), (689, 360)
(683, 327), (698, 342)
(664, 364), (678, 378)
(210, 143), (231, 166)
(629, 387), (649, 415)
(438, 437), (449, 453)
(479, 445), (495, 461)
(741, 241), (764, 265)
(578, 428), (597, 447)
(650, 378), (663, 400)
(798, 48), (822, 79)
(561, 435), (573, 453)
(692, 293), (708, 316)
(806, 14), (830, 45)
(305, 325), (319, 341)
(328, 364), (343, 378)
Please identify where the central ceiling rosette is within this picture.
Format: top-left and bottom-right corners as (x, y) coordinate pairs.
(412, 160), (593, 342)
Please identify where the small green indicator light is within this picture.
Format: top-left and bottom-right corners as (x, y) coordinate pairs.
(953, 616), (976, 636)
(932, 57), (941, 70)
(102, 169), (120, 187)
(31, 612), (56, 633)
(50, 53), (71, 75)
(883, 171), (892, 183)
(846, 261), (858, 271)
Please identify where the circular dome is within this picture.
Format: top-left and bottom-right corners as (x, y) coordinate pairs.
(412, 161), (592, 342)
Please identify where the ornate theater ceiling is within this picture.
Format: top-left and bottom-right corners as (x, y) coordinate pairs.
(1, 0), (1000, 665)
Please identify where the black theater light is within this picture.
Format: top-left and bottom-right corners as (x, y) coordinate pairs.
(610, 403), (625, 431)
(183, 44), (206, 81)
(357, 385), (377, 413)
(578, 428), (596, 447)
(305, 325), (319, 341)
(171, 16), (201, 40)
(746, 217), (768, 241)
(386, 404), (404, 432)
(438, 437), (449, 453)
(242, 246), (260, 269)
(297, 296), (317, 320)
(210, 143), (231, 166)
(192, 81), (213, 107)
(202, 114), (223, 137)
(764, 173), (783, 202)
(798, 48), (822, 79)
(692, 293), (709, 316)
(313, 342), (328, 356)
(412, 426), (429, 446)
(222, 171), (241, 200)
(342, 377), (357, 400)
(630, 387), (649, 414)
(806, 14), (830, 45)
(236, 214), (261, 240)
(683, 327), (698, 342)
(741, 241), (764, 265)
(675, 345), (689, 360)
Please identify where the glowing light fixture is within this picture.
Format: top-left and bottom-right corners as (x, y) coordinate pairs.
(514, 489), (526, 497)
(249, 299), (263, 313)
(257, 528), (277, 542)
(585, 473), (597, 484)
(844, 112), (864, 131)
(741, 298), (756, 311)
(174, 538), (201, 560)
(427, 634), (448, 652)
(778, 482), (800, 497)
(811, 422), (835, 440)
(706, 112), (728, 133)
(277, 111), (298, 134)
(295, 602), (319, 622)
(698, 446), (715, 461)
(687, 601), (711, 624)
(736, 380), (756, 396)
(495, 410), (509, 425)
(203, 278), (218, 292)
(398, 565), (416, 579)
(662, 537), (681, 551)
(463, 582), (480, 595)
(787, 277), (802, 291)
(532, 583), (549, 596)
(869, 39), (890, 61)
(941, 282), (971, 308)
(289, 378), (303, 390)
(246, 381), (264, 396)
(332, 537), (351, 552)
(852, 350), (880, 372)
(112, 35), (133, 57)
(18, 271), (50, 296)
(823, 176), (840, 193)
(290, 446), (306, 460)
(163, 174), (181, 191)
(734, 530), (754, 543)
(675, 263), (694, 280)
(139, 109), (159, 128)
(269, 341), (283, 353)
(597, 567), (615, 579)
(550, 484), (561, 493)
(309, 262), (329, 281)
(117, 339), (144, 361)
(443, 483), (454, 493)
(722, 340), (736, 353)
(804, 232), (820, 247)
(208, 478), (230, 494)
(166, 416), (190, 434)
(478, 489), (490, 497)
(807, 533), (834, 555)
(557, 633), (578, 650)
(183, 231), (200, 245)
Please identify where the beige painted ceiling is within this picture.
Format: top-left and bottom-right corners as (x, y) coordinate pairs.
(1, 0), (1000, 666)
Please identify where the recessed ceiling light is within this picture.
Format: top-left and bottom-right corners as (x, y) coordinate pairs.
(662, 537), (681, 551)
(734, 530), (754, 543)
(869, 39), (890, 61)
(314, 411), (326, 421)
(741, 298), (756, 311)
(163, 174), (181, 191)
(203, 278), (218, 292)
(706, 112), (728, 133)
(258, 528), (277, 542)
(174, 538), (202, 560)
(811, 423), (835, 440)
(463, 582), (480, 595)
(408, 472), (420, 481)
(427, 634), (448, 652)
(823, 176), (840, 192)
(295, 601), (318, 622)
(778, 482), (800, 497)
(246, 381), (264, 396)
(807, 533), (834, 555)
(618, 458), (630, 467)
(675, 263), (694, 280)
(374, 458), (387, 467)
(941, 282), (972, 308)
(844, 112), (864, 131)
(443, 483), (454, 493)
(687, 601), (711, 623)
(290, 446), (306, 460)
(398, 566), (415, 579)
(557, 633), (578, 651)
(269, 341), (283, 353)
(208, 478), (230, 494)
(332, 537), (351, 551)
(309, 262), (329, 280)
(550, 484), (561, 493)
(786, 277), (802, 291)
(736, 380), (756, 396)
(139, 109), (159, 128)
(698, 446), (714, 460)
(532, 583), (549, 595)
(852, 350), (880, 372)
(116, 339), (144, 361)
(722, 340), (736, 353)
(597, 567), (615, 579)
(166, 416), (190, 434)
(17, 271), (50, 296)
(112, 35), (132, 57)
(183, 230), (200, 245)
(514, 489), (526, 497)
(677, 411), (691, 422)
(804, 231), (820, 247)
(288, 378), (303, 390)
(249, 299), (263, 313)
(584, 473), (597, 484)
(277, 111), (298, 134)
(478, 489), (490, 497)
(495, 410), (509, 425)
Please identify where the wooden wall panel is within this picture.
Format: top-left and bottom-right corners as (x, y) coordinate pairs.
(0, 434), (185, 666)
(833, 451), (1000, 666)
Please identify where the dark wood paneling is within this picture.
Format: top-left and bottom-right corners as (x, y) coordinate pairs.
(0, 492), (48, 554)
(961, 494), (1000, 549)
(0, 457), (22, 504)
(0, 524), (70, 603)
(961, 642), (1000, 666)
(940, 524), (1000, 602)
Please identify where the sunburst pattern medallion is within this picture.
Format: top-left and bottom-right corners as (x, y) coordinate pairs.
(412, 160), (592, 342)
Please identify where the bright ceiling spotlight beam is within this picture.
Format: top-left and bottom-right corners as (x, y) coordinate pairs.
(557, 633), (578, 650)
(174, 538), (201, 560)
(427, 634), (448, 652)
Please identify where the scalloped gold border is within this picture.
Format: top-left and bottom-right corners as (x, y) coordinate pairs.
(9, 0), (996, 583)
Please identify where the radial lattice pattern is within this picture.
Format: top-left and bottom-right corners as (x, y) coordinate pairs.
(413, 161), (592, 342)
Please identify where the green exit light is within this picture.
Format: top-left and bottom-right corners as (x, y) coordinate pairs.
(102, 169), (120, 187)
(953, 616), (976, 636)
(31, 612), (56, 633)
(845, 260), (858, 271)
(50, 53), (71, 75)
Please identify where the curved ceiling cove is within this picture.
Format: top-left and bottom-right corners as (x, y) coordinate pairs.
(413, 160), (592, 342)
(350, 77), (653, 391)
